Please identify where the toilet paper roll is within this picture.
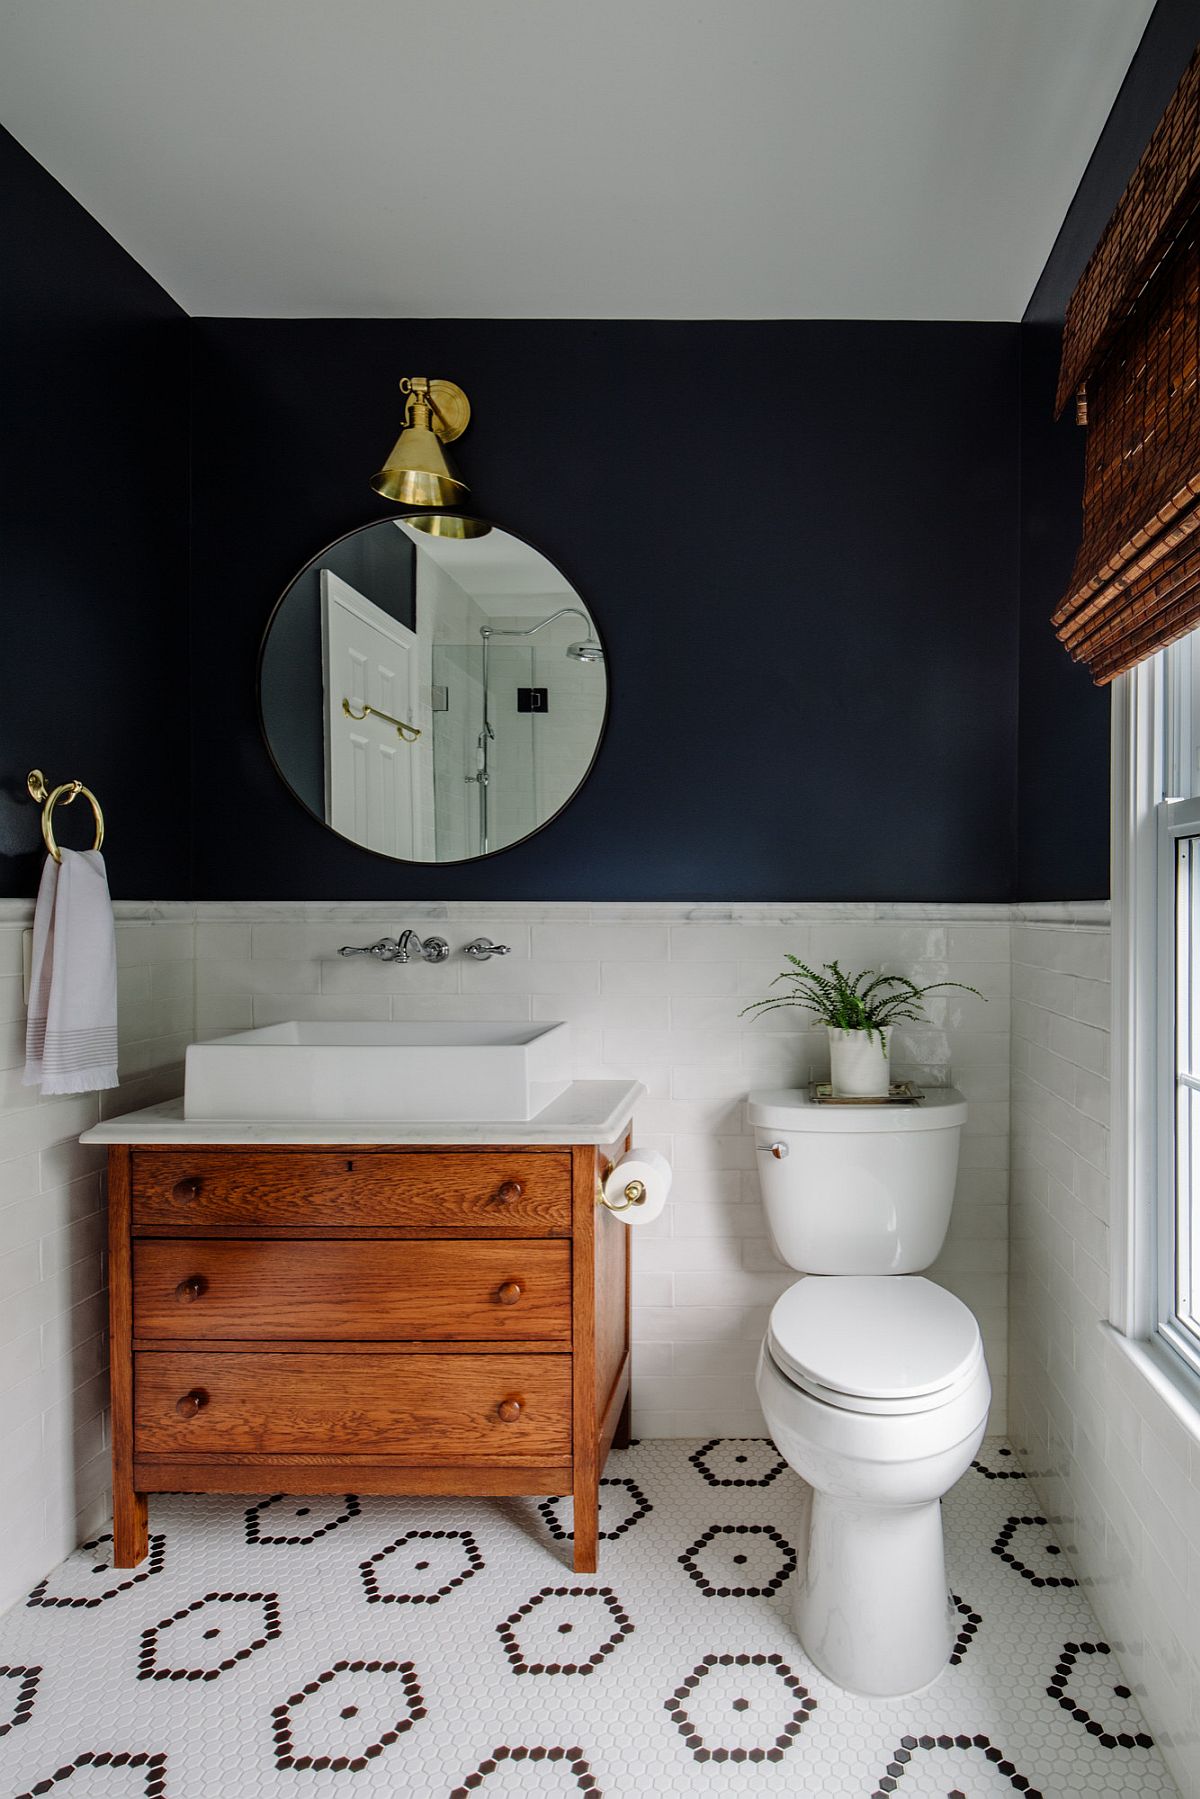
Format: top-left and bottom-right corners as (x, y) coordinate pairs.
(602, 1147), (672, 1224)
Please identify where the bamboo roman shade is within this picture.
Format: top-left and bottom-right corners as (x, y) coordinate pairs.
(1053, 45), (1200, 685)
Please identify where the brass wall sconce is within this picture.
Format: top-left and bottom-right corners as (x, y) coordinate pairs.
(371, 377), (470, 507)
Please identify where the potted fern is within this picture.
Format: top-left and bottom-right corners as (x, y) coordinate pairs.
(741, 958), (983, 1099)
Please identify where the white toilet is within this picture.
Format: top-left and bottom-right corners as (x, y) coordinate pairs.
(749, 1086), (990, 1699)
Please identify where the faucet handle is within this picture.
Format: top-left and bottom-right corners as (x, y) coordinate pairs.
(464, 937), (512, 960)
(339, 938), (401, 961)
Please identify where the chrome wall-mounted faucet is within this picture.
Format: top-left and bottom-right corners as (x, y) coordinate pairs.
(338, 931), (449, 965)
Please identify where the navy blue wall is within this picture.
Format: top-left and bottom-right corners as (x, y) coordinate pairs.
(1016, 329), (1109, 899)
(4, 0), (1193, 903)
(189, 318), (1021, 901)
(1016, 0), (1200, 899)
(0, 126), (190, 898)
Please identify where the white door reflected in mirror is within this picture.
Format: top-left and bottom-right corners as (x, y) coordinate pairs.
(320, 569), (428, 860)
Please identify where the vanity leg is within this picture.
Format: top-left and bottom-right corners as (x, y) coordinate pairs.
(112, 1484), (148, 1569)
(573, 1477), (599, 1574)
(107, 1146), (147, 1567)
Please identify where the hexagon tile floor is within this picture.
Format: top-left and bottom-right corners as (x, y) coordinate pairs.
(0, 1438), (1179, 1797)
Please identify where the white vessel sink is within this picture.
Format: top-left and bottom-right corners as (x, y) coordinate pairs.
(184, 1020), (572, 1123)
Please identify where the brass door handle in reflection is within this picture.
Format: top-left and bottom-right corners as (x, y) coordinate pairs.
(342, 698), (422, 742)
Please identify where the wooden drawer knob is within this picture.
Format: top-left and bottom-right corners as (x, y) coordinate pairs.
(172, 1177), (202, 1203)
(491, 1180), (523, 1206)
(496, 1281), (523, 1306)
(174, 1276), (207, 1303)
(497, 1398), (522, 1423)
(175, 1388), (208, 1419)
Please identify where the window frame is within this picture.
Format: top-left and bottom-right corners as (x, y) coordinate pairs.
(1111, 637), (1200, 1427)
(1157, 793), (1200, 1379)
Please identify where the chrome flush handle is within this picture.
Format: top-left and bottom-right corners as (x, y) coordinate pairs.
(757, 1141), (788, 1160)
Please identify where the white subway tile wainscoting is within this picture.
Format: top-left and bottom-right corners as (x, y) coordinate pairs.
(1009, 914), (1200, 1798)
(187, 901), (1014, 1442)
(0, 904), (194, 1617)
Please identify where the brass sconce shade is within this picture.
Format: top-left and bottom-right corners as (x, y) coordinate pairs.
(371, 377), (470, 506)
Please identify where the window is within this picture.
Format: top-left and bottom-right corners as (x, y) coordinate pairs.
(1157, 631), (1200, 1377)
(1162, 789), (1200, 1373)
(1113, 627), (1200, 1404)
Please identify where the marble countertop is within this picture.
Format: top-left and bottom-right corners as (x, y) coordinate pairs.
(79, 1080), (646, 1147)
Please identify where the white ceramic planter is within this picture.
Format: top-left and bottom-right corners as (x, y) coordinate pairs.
(827, 1026), (891, 1098)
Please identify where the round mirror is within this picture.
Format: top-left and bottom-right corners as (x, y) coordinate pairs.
(260, 516), (608, 863)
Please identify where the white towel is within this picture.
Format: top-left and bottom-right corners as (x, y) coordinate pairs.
(24, 848), (119, 1096)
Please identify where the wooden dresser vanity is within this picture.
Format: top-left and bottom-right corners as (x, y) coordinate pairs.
(87, 1086), (642, 1576)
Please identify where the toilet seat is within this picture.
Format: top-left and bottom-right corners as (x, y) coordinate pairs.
(766, 1275), (983, 1418)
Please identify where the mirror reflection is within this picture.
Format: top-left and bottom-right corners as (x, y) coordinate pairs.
(260, 517), (607, 863)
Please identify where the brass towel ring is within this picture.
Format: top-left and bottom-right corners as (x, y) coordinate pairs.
(26, 769), (105, 863)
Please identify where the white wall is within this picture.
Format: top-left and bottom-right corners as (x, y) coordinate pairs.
(1009, 911), (1200, 1797)
(0, 901), (192, 1615)
(191, 900), (1012, 1438)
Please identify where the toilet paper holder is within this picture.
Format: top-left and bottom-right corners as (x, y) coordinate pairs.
(597, 1165), (647, 1212)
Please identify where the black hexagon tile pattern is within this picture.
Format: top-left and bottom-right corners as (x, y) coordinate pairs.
(26, 1533), (166, 1609)
(498, 1586), (634, 1675)
(537, 1479), (652, 1544)
(137, 1590), (282, 1681)
(245, 1494), (361, 1547)
(679, 1522), (797, 1598)
(688, 1438), (788, 1489)
(1047, 1640), (1156, 1750)
(665, 1653), (817, 1763)
(0, 1440), (1178, 1795)
(991, 1516), (1079, 1589)
(0, 1662), (40, 1736)
(972, 1445), (1028, 1481)
(359, 1527), (484, 1605)
(271, 1659), (424, 1769)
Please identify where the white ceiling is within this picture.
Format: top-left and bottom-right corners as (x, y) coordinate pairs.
(0, 0), (1155, 320)
(395, 521), (577, 618)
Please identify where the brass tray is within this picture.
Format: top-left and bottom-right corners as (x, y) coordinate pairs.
(811, 1082), (925, 1107)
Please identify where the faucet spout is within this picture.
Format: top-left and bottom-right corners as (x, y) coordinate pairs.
(338, 931), (449, 966)
(398, 930), (451, 965)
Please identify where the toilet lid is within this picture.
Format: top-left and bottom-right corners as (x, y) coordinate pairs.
(767, 1276), (982, 1406)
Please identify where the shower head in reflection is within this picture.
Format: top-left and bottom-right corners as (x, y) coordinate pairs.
(479, 607), (604, 662)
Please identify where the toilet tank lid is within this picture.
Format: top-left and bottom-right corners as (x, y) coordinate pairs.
(747, 1086), (967, 1131)
(768, 1275), (982, 1400)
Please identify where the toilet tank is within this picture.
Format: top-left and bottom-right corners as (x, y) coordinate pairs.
(747, 1087), (967, 1274)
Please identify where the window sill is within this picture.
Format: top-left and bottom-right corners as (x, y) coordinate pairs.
(1101, 1320), (1200, 1450)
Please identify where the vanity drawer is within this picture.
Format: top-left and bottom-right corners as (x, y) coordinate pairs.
(134, 1351), (572, 1462)
(130, 1149), (571, 1234)
(133, 1239), (571, 1341)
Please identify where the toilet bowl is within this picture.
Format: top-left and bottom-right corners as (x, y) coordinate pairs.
(748, 1086), (990, 1697)
(756, 1274), (990, 1696)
